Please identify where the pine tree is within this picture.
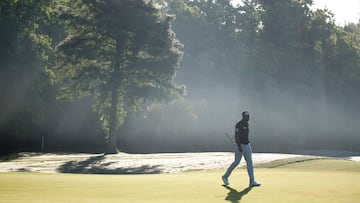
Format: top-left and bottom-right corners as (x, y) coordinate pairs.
(47, 0), (184, 153)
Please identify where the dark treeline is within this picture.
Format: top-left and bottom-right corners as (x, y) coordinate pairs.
(1, 0), (359, 154)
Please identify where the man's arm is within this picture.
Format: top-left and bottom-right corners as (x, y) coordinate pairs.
(235, 124), (242, 152)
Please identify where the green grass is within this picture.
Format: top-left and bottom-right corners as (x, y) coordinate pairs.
(0, 159), (359, 203)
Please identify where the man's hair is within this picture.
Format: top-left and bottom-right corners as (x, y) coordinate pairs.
(242, 111), (250, 118)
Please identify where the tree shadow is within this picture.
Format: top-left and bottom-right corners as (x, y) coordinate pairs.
(0, 152), (102, 162)
(223, 185), (252, 203)
(0, 152), (45, 162)
(57, 155), (162, 174)
(290, 150), (360, 158)
(0, 153), (25, 162)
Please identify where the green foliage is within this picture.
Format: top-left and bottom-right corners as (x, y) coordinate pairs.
(1, 0), (360, 152)
(0, 0), (55, 149)
(160, 0), (360, 152)
(0, 0), (53, 67)
(47, 0), (184, 145)
(259, 0), (314, 48)
(171, 0), (360, 103)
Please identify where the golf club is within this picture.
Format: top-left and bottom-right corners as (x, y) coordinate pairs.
(224, 132), (235, 143)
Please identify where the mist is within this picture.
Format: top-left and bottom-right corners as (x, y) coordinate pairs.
(119, 33), (360, 153)
(120, 73), (360, 154)
(121, 0), (360, 154)
(1, 0), (359, 154)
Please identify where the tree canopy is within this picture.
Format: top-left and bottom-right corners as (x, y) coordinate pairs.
(46, 0), (184, 153)
(0, 0), (359, 153)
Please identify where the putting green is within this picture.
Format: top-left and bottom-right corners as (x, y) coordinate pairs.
(0, 159), (359, 203)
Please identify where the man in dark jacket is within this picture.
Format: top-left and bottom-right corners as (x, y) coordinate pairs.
(222, 111), (261, 187)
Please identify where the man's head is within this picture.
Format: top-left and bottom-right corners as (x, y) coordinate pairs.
(242, 111), (250, 121)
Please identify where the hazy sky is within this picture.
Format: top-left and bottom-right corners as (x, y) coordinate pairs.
(313, 0), (360, 25)
(231, 0), (360, 26)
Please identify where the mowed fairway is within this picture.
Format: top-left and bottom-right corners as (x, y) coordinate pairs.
(0, 159), (359, 203)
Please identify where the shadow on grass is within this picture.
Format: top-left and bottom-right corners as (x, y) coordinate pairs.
(57, 155), (162, 174)
(223, 185), (252, 203)
(0, 152), (98, 162)
(0, 153), (24, 162)
(290, 150), (360, 158)
(0, 152), (45, 162)
(253, 157), (324, 168)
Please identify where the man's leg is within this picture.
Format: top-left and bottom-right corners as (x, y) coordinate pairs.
(222, 146), (242, 185)
(241, 144), (260, 187)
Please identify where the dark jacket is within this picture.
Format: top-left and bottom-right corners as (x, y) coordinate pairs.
(235, 119), (249, 149)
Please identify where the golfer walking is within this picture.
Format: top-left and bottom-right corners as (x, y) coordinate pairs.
(222, 111), (261, 187)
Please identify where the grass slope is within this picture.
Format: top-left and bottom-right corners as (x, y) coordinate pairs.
(0, 159), (359, 203)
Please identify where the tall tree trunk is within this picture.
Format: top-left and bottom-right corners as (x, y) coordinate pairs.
(107, 41), (122, 154)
